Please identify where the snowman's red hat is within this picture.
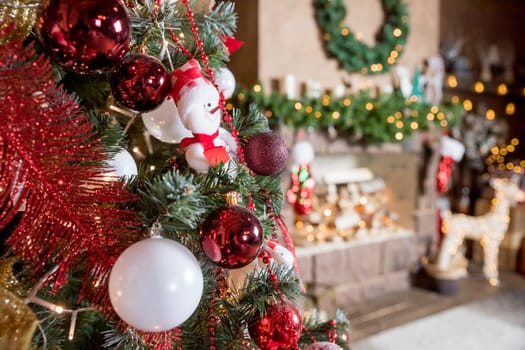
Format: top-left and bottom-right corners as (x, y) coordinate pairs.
(170, 58), (212, 102)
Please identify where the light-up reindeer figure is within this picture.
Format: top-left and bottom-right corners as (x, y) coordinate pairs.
(437, 177), (525, 285)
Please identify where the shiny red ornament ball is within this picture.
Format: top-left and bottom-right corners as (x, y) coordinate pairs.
(248, 300), (302, 350)
(244, 132), (288, 176)
(201, 205), (263, 269)
(110, 53), (171, 112)
(36, 0), (131, 74)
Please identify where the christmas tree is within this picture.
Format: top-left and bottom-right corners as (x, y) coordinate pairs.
(0, 0), (350, 349)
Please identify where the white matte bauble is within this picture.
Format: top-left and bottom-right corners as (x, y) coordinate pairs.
(214, 67), (236, 99)
(303, 342), (343, 350)
(290, 140), (315, 166)
(142, 97), (192, 144)
(108, 237), (204, 332)
(105, 149), (138, 179)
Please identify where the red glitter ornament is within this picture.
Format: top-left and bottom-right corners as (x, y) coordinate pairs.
(200, 193), (263, 269)
(244, 132), (288, 176)
(36, 0), (131, 74)
(110, 53), (171, 112)
(248, 300), (302, 350)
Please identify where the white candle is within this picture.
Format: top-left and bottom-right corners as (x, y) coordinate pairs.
(283, 74), (296, 99)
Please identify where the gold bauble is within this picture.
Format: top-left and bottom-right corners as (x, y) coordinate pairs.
(0, 0), (43, 45)
(0, 257), (37, 350)
(0, 286), (38, 349)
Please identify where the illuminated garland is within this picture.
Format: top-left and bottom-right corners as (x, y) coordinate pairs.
(314, 0), (409, 75)
(230, 84), (463, 144)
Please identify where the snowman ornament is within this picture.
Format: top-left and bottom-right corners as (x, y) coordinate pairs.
(171, 59), (237, 173)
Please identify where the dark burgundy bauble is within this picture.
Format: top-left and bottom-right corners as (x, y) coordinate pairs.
(248, 300), (302, 350)
(244, 132), (288, 176)
(200, 205), (263, 269)
(110, 53), (171, 112)
(36, 0), (131, 74)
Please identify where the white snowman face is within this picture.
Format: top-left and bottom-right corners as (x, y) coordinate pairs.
(178, 82), (221, 135)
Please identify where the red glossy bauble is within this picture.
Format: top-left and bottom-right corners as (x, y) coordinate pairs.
(201, 205), (263, 269)
(248, 300), (302, 350)
(245, 132), (288, 176)
(36, 0), (131, 74)
(110, 53), (171, 112)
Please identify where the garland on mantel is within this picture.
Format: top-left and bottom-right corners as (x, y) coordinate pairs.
(313, 0), (409, 75)
(230, 84), (463, 144)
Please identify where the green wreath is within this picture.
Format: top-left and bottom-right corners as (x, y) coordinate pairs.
(314, 0), (409, 75)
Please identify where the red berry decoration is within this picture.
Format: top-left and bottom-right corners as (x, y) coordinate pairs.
(201, 193), (263, 269)
(110, 53), (172, 112)
(245, 132), (288, 176)
(248, 300), (302, 350)
(36, 0), (131, 74)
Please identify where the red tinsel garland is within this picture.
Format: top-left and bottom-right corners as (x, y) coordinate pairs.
(0, 38), (142, 310)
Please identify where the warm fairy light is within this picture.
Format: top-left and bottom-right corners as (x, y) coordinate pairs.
(427, 113), (435, 120)
(507, 144), (515, 152)
(437, 112), (445, 120)
(305, 106), (313, 113)
(395, 44), (403, 51)
(323, 33), (331, 41)
(505, 103), (515, 115)
(393, 28), (402, 37)
(332, 111), (340, 119)
(440, 120), (448, 127)
(451, 95), (460, 104)
(463, 99), (473, 111)
(55, 306), (64, 314)
(409, 95), (418, 102)
(294, 102), (302, 110)
(132, 146), (140, 154)
(253, 84), (261, 92)
(521, 160), (525, 168)
(491, 146), (499, 155)
(343, 98), (351, 106)
(295, 220), (304, 229)
(390, 50), (399, 58)
(431, 106), (439, 113)
(341, 28), (349, 36)
(314, 111), (322, 118)
(149, 165), (156, 171)
(365, 102), (374, 110)
(486, 109), (496, 120)
(447, 75), (458, 88)
(395, 111), (402, 118)
(226, 103), (233, 110)
(387, 56), (396, 64)
(323, 208), (332, 217)
(474, 81), (485, 93)
(506, 162), (514, 170)
(410, 121), (419, 130)
(395, 132), (403, 140)
(387, 115), (395, 123)
(511, 138), (519, 146)
(322, 95), (330, 106)
(497, 83), (508, 95)
(411, 110), (419, 117)
(370, 63), (383, 72)
(264, 110), (272, 118)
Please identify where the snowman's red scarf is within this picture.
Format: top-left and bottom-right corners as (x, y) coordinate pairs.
(180, 130), (230, 166)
